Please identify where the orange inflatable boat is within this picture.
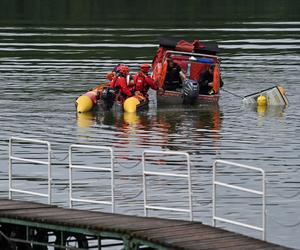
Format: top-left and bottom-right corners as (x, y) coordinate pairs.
(152, 38), (222, 105)
(76, 84), (148, 113)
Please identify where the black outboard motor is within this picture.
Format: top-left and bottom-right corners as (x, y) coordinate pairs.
(101, 87), (115, 101)
(182, 79), (199, 104)
(97, 87), (116, 110)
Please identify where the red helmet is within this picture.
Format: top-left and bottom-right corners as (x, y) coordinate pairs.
(114, 64), (124, 73)
(140, 64), (151, 73)
(118, 65), (129, 75)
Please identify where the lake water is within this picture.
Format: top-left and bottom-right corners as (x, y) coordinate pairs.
(0, 1), (300, 249)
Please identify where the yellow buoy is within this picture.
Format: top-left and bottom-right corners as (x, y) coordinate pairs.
(257, 95), (267, 106)
(76, 95), (93, 113)
(123, 96), (140, 113)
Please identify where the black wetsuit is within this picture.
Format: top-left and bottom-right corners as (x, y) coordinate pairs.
(199, 70), (223, 95)
(164, 63), (182, 90)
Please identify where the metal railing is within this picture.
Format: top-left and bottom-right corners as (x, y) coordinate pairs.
(166, 50), (219, 59)
(8, 137), (52, 204)
(142, 150), (193, 221)
(69, 144), (115, 212)
(212, 160), (266, 240)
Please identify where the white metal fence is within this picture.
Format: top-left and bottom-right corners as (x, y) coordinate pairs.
(142, 150), (193, 221)
(69, 144), (115, 212)
(8, 137), (52, 204)
(7, 138), (268, 240)
(212, 160), (266, 240)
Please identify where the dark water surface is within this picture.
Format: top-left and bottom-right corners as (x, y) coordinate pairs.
(1, 1), (300, 248)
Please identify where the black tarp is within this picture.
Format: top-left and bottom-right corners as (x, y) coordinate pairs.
(158, 37), (219, 55)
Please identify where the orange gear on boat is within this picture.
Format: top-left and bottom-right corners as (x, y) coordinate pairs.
(159, 60), (168, 88)
(212, 64), (220, 94)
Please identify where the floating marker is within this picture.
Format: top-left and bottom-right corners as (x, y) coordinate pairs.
(257, 95), (267, 106)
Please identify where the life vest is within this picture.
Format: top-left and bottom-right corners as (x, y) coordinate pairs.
(109, 77), (118, 89)
(126, 74), (133, 86)
(159, 61), (168, 89)
(126, 74), (135, 92)
(134, 72), (148, 94)
(110, 76), (131, 103)
(212, 64), (220, 94)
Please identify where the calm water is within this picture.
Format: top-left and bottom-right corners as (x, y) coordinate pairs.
(1, 1), (300, 249)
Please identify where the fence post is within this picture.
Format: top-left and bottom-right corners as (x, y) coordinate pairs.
(212, 160), (266, 240)
(142, 150), (193, 221)
(69, 144), (115, 213)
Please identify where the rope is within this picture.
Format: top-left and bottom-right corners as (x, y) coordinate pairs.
(221, 88), (244, 99)
(116, 160), (141, 169)
(268, 214), (300, 227)
(119, 190), (143, 200)
(273, 190), (300, 199)
(51, 152), (69, 162)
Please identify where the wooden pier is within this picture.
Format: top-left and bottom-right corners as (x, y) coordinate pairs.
(0, 199), (290, 250)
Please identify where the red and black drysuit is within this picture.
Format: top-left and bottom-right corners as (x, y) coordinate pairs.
(133, 72), (158, 99)
(110, 76), (133, 103)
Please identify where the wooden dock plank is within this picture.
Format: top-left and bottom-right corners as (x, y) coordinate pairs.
(183, 238), (287, 250)
(0, 199), (291, 250)
(134, 228), (230, 242)
(167, 234), (265, 246)
(54, 216), (190, 235)
(132, 223), (240, 243)
(0, 207), (60, 215)
(0, 199), (52, 211)
(139, 229), (269, 249)
(140, 224), (284, 250)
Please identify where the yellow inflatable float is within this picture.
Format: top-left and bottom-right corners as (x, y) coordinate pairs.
(123, 94), (148, 113)
(76, 85), (148, 113)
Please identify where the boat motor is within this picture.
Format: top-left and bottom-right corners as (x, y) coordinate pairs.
(101, 87), (116, 101)
(182, 79), (199, 104)
(97, 87), (116, 110)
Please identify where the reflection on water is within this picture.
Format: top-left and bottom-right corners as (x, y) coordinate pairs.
(256, 105), (287, 118)
(240, 103), (288, 128)
(77, 104), (222, 145)
(77, 112), (95, 128)
(76, 104), (223, 158)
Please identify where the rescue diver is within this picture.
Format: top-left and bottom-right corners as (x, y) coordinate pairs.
(198, 64), (223, 95)
(109, 65), (133, 102)
(133, 64), (158, 99)
(164, 58), (186, 90)
(106, 63), (124, 81)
